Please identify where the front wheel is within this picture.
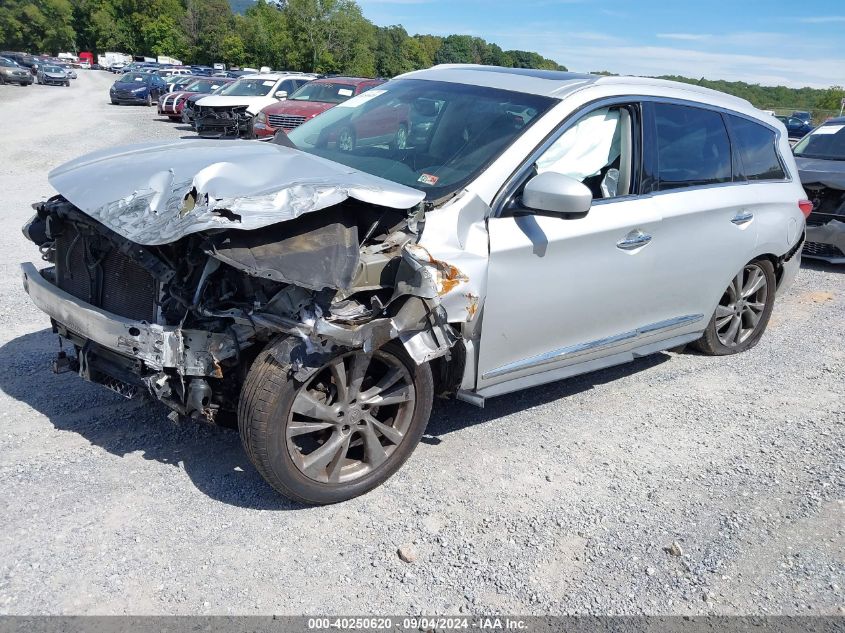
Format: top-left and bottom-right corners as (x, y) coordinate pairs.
(692, 258), (776, 355)
(238, 339), (433, 504)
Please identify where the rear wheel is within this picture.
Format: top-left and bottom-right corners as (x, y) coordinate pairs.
(238, 339), (433, 505)
(692, 258), (776, 356)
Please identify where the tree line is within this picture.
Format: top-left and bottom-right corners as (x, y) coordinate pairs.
(2, 0), (842, 114)
(0, 0), (566, 76)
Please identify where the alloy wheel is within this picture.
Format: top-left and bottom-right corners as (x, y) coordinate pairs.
(714, 263), (768, 347)
(286, 350), (416, 484)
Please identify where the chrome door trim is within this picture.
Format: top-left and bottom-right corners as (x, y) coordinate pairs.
(731, 210), (754, 225)
(481, 313), (704, 381)
(616, 230), (653, 250)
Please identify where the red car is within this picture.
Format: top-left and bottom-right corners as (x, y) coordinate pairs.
(253, 77), (385, 139)
(158, 77), (233, 121)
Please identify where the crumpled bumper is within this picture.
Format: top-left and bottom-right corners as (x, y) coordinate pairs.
(804, 219), (845, 264)
(20, 262), (236, 377)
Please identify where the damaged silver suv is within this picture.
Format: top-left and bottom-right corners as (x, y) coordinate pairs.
(21, 65), (807, 504)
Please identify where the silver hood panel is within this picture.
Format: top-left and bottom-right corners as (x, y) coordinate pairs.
(795, 156), (845, 190)
(48, 139), (425, 245)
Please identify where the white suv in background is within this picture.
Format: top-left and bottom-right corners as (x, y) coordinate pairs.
(21, 65), (807, 504)
(193, 72), (316, 137)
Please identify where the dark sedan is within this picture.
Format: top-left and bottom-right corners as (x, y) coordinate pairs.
(794, 117), (845, 263)
(0, 56), (32, 86)
(110, 72), (168, 106)
(777, 115), (814, 141)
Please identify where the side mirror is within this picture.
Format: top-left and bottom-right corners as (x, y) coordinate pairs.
(521, 171), (593, 217)
(274, 90), (287, 99)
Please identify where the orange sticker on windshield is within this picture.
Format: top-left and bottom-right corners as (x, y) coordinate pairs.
(418, 174), (439, 185)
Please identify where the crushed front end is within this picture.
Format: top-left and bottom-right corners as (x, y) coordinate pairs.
(803, 183), (845, 263)
(194, 104), (252, 138)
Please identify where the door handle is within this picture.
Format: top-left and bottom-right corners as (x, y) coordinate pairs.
(617, 230), (653, 251)
(731, 210), (754, 225)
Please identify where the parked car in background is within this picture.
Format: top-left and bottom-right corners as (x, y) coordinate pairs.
(36, 64), (70, 86)
(0, 56), (33, 86)
(791, 111), (813, 126)
(109, 72), (168, 105)
(793, 117), (845, 263)
(193, 73), (315, 137)
(158, 77), (233, 121)
(56, 63), (77, 79)
(19, 66), (808, 504)
(253, 77), (385, 138)
(777, 115), (814, 141)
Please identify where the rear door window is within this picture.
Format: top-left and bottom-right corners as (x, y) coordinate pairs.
(728, 115), (786, 181)
(654, 103), (732, 191)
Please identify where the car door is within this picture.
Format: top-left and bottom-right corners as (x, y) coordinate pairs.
(478, 102), (686, 391)
(642, 101), (759, 329)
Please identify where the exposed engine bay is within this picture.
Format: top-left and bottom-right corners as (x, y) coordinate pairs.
(194, 104), (253, 138)
(22, 190), (475, 422)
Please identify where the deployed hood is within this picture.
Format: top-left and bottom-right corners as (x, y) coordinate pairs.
(48, 139), (425, 246)
(195, 95), (276, 114)
(796, 156), (845, 190)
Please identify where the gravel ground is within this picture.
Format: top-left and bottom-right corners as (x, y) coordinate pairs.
(0, 71), (843, 616)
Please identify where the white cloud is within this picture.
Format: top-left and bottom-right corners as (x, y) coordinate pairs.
(798, 15), (845, 23)
(657, 33), (713, 41)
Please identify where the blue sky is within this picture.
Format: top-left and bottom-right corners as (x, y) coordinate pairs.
(356, 0), (844, 88)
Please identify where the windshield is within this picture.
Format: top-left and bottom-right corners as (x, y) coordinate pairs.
(290, 82), (359, 104)
(793, 123), (845, 161)
(217, 77), (275, 97)
(0, 58), (15, 67)
(286, 79), (554, 200)
(185, 79), (225, 93)
(119, 73), (149, 84)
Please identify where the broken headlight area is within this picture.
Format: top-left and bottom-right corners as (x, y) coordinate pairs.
(22, 195), (464, 422)
(194, 105), (253, 138)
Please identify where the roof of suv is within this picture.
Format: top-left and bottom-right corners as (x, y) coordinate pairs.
(240, 72), (316, 81)
(396, 64), (755, 113)
(311, 76), (381, 86)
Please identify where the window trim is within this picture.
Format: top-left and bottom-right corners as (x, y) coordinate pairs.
(491, 95), (792, 217)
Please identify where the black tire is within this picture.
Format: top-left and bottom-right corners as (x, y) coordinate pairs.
(0, 75), (5, 85)
(691, 258), (776, 356)
(110, 98), (118, 105)
(238, 338), (433, 505)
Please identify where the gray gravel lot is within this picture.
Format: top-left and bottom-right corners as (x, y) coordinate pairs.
(0, 71), (842, 616)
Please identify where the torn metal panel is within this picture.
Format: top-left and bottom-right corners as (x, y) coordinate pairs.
(48, 140), (425, 246)
(797, 157), (845, 190)
(413, 192), (491, 324)
(209, 215), (360, 291)
(806, 219), (845, 252)
(21, 263), (240, 376)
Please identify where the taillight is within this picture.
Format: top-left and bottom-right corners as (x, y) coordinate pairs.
(798, 199), (813, 218)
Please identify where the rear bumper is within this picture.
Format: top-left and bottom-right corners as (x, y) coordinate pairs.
(20, 262), (235, 377)
(803, 219), (845, 264)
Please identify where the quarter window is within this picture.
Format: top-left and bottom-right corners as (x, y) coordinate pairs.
(729, 115), (786, 181)
(654, 104), (731, 191)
